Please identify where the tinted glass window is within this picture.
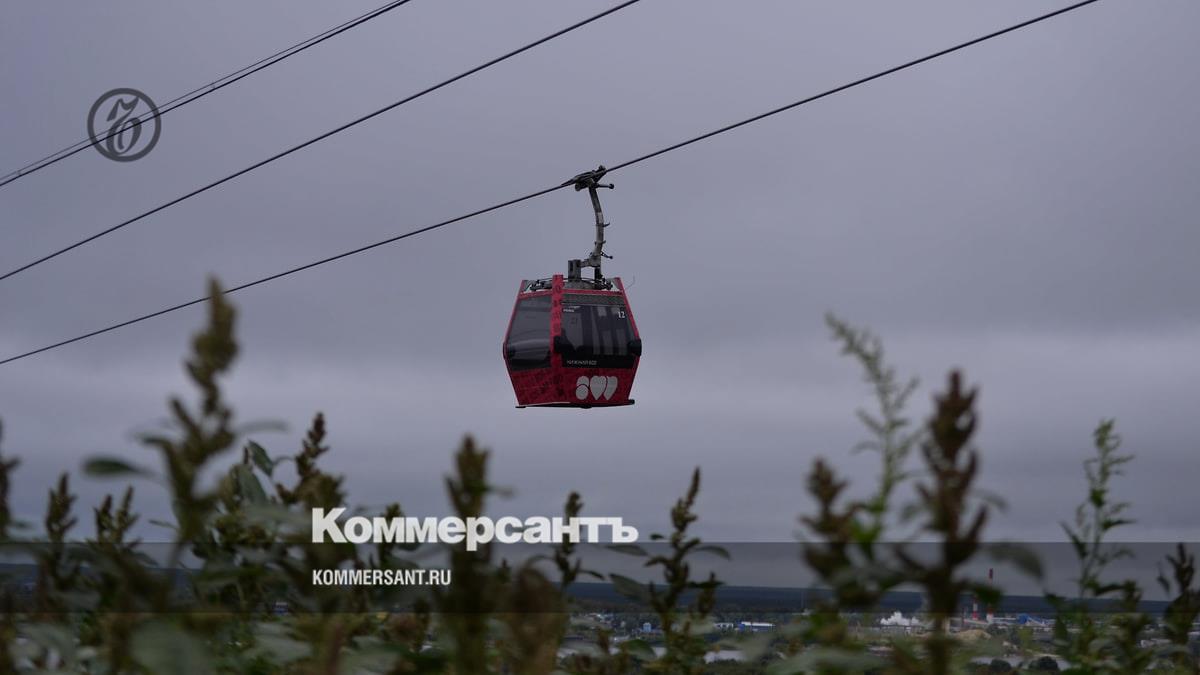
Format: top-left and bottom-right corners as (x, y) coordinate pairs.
(560, 294), (635, 368)
(505, 295), (550, 370)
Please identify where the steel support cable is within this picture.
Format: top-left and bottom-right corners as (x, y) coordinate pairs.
(0, 0), (644, 282)
(606, 0), (1101, 174)
(0, 184), (567, 366)
(0, 0), (418, 189)
(0, 0), (1103, 367)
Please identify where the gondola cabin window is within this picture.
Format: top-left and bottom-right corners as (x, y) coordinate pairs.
(560, 294), (636, 368)
(505, 295), (551, 370)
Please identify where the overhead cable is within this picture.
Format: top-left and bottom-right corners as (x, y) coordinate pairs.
(0, 0), (1104, 366)
(0, 0), (418, 189)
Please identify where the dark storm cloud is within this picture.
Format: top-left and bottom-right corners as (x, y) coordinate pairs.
(1, 1), (1197, 549)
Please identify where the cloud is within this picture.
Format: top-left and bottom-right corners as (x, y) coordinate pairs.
(1, 0), (1198, 547)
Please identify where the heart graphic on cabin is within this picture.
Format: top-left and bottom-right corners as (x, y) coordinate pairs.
(575, 375), (618, 401)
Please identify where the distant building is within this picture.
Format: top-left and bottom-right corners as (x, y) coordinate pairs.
(880, 611), (919, 628)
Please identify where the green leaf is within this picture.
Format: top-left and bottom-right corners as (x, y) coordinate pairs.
(246, 440), (275, 477)
(132, 623), (214, 675)
(83, 456), (153, 478)
(734, 631), (777, 661)
(695, 544), (732, 560)
(148, 518), (178, 532)
(621, 638), (657, 661)
(20, 623), (77, 667)
(232, 464), (268, 504)
(972, 584), (1002, 606)
(610, 574), (652, 604)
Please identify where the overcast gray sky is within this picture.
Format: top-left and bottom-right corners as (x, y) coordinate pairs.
(1, 1), (1197, 555)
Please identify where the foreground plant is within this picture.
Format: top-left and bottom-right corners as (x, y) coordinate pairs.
(1048, 420), (1154, 675)
(786, 316), (922, 673)
(1158, 544), (1200, 674)
(0, 288), (1196, 674)
(889, 371), (999, 675)
(606, 468), (724, 675)
(782, 318), (1027, 675)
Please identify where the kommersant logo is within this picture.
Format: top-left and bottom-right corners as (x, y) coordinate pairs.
(312, 508), (637, 551)
(87, 88), (161, 162)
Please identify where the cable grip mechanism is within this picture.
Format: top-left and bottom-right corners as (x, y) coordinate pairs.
(562, 166), (615, 287)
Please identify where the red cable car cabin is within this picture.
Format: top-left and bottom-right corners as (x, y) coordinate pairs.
(503, 274), (641, 408)
(502, 165), (641, 408)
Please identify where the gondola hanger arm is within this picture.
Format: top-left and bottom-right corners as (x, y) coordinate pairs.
(562, 165), (615, 287)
